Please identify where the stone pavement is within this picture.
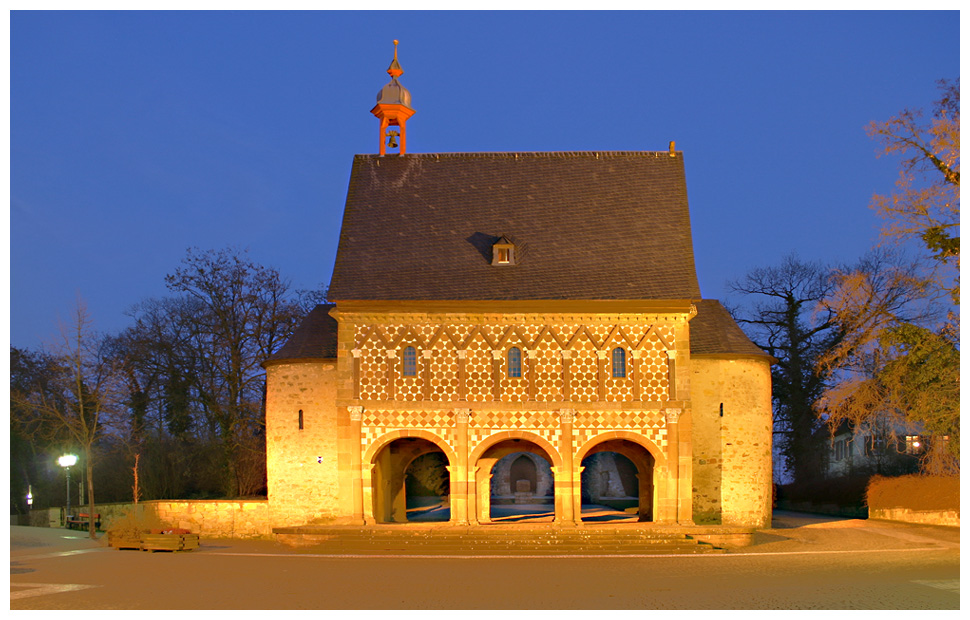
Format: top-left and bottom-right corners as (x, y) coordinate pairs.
(9, 511), (960, 609)
(9, 509), (960, 558)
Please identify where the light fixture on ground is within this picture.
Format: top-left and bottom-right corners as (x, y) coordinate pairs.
(58, 454), (78, 526)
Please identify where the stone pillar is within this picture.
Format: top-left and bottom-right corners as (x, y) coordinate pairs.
(469, 465), (480, 525)
(596, 350), (608, 401)
(422, 349), (433, 400)
(526, 349), (536, 401)
(385, 349), (397, 400)
(351, 349), (362, 400)
(457, 350), (467, 401)
(561, 349), (572, 401)
(453, 408), (471, 525)
(666, 350), (677, 400)
(491, 350), (503, 401)
(665, 407), (681, 524)
(559, 409), (580, 525)
(631, 349), (641, 401)
(348, 406), (365, 525)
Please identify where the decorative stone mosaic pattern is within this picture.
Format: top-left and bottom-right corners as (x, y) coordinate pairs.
(468, 423), (561, 454)
(574, 426), (668, 452)
(356, 322), (675, 403)
(465, 335), (493, 402)
(429, 337), (460, 401)
(360, 409), (457, 455)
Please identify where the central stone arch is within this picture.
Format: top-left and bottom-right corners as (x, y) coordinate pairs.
(470, 431), (563, 523)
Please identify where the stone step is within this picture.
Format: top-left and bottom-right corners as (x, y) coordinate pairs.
(274, 526), (726, 555)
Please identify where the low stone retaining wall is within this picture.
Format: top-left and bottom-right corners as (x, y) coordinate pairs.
(869, 507), (960, 527)
(866, 474), (959, 527)
(14, 499), (273, 539)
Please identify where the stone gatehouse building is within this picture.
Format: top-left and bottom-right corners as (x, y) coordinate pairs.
(263, 44), (773, 531)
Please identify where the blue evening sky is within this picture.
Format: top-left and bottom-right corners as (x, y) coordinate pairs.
(8, 10), (961, 349)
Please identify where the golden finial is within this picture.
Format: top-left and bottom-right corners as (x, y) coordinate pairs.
(387, 39), (404, 78)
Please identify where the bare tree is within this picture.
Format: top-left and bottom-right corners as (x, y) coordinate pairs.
(10, 299), (124, 538)
(728, 255), (841, 485)
(164, 247), (305, 496)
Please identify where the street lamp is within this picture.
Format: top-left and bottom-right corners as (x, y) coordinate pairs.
(58, 454), (78, 526)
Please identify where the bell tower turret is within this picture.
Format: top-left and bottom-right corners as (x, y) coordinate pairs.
(371, 40), (415, 156)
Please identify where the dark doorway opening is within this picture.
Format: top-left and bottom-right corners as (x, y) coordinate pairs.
(372, 437), (450, 523)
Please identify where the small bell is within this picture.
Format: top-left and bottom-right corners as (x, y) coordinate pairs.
(387, 130), (400, 149)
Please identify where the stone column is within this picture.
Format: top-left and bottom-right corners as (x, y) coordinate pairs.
(559, 409), (580, 525)
(469, 465), (480, 525)
(422, 349), (433, 400)
(526, 349), (536, 401)
(665, 407), (681, 524)
(385, 349), (398, 400)
(491, 350), (503, 401)
(596, 350), (608, 401)
(453, 408), (471, 525)
(561, 349), (572, 401)
(457, 350), (467, 401)
(666, 350), (677, 400)
(351, 349), (362, 400)
(348, 406), (365, 525)
(631, 349), (642, 401)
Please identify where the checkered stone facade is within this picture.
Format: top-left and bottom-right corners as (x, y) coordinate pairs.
(360, 409), (457, 455)
(353, 320), (676, 405)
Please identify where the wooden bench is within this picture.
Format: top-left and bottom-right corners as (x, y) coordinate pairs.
(66, 513), (101, 530)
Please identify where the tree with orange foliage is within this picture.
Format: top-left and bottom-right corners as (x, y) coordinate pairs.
(818, 81), (959, 475)
(867, 78), (959, 302)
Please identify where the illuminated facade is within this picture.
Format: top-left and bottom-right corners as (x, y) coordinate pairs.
(263, 43), (774, 531)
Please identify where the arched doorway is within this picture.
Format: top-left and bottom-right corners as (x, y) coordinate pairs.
(579, 439), (656, 522)
(490, 451), (554, 521)
(371, 437), (451, 523)
(473, 437), (559, 523)
(405, 452), (451, 522)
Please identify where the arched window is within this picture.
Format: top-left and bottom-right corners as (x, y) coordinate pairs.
(508, 347), (522, 378)
(611, 347), (626, 378)
(402, 346), (417, 377)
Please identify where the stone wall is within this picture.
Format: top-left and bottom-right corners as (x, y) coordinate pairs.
(264, 359), (345, 527)
(866, 474), (959, 527)
(691, 356), (773, 528)
(18, 500), (273, 538)
(869, 508), (959, 527)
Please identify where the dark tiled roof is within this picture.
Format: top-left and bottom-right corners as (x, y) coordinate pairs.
(329, 152), (701, 300)
(690, 300), (771, 359)
(264, 304), (338, 363)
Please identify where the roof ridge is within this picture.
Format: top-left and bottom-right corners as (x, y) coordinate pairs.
(354, 150), (680, 160)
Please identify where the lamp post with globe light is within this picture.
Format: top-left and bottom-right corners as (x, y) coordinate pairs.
(58, 454), (78, 526)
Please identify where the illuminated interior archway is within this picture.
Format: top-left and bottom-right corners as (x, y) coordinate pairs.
(473, 437), (558, 523)
(579, 438), (657, 522)
(371, 437), (451, 523)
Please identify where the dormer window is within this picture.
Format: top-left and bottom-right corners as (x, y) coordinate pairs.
(491, 236), (516, 266)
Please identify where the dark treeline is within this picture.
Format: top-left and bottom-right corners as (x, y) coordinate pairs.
(11, 247), (327, 515)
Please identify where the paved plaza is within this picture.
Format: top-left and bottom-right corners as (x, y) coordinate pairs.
(9, 511), (960, 609)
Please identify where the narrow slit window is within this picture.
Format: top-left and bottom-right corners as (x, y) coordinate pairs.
(508, 347), (522, 378)
(611, 347), (627, 378)
(402, 346), (417, 377)
(298, 409), (304, 430)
